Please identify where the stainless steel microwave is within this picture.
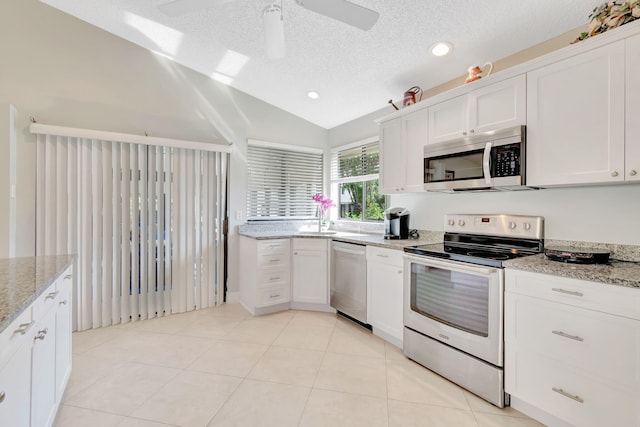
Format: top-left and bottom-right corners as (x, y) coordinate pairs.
(424, 125), (526, 192)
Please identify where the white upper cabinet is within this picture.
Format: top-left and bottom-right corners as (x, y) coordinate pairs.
(526, 41), (626, 186)
(379, 108), (428, 194)
(428, 75), (526, 144)
(626, 34), (640, 182)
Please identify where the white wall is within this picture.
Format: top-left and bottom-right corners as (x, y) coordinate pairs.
(392, 186), (640, 245)
(0, 0), (328, 294)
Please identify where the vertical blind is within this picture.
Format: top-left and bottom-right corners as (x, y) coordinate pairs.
(35, 133), (228, 331)
(247, 141), (323, 219)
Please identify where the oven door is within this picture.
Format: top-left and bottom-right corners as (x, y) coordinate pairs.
(403, 255), (504, 366)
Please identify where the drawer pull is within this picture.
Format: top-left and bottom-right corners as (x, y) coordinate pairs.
(376, 254), (389, 258)
(552, 387), (584, 404)
(269, 294), (281, 299)
(551, 288), (583, 297)
(34, 328), (48, 341)
(268, 259), (281, 263)
(59, 300), (68, 306)
(552, 330), (584, 342)
(45, 291), (60, 300)
(269, 276), (281, 281)
(13, 321), (35, 335)
(64, 274), (72, 280)
(0, 391), (5, 403)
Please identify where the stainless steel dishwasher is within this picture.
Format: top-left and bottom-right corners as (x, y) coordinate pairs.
(330, 240), (367, 324)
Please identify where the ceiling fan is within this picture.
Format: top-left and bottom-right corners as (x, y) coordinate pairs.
(157, 0), (380, 59)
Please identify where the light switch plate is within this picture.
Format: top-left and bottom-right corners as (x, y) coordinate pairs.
(235, 210), (242, 221)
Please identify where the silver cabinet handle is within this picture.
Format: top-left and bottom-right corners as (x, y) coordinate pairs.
(59, 300), (68, 306)
(268, 259), (281, 263)
(376, 254), (389, 258)
(268, 276), (281, 281)
(64, 274), (72, 280)
(34, 328), (48, 341)
(13, 321), (35, 335)
(611, 171), (619, 177)
(551, 288), (583, 297)
(462, 131), (467, 136)
(552, 387), (584, 403)
(469, 129), (475, 133)
(269, 294), (281, 299)
(630, 170), (638, 176)
(397, 270), (403, 274)
(0, 391), (5, 403)
(552, 330), (584, 342)
(46, 291), (59, 300)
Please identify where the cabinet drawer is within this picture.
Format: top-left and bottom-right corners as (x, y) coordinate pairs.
(258, 252), (290, 269)
(505, 269), (640, 320)
(257, 239), (290, 256)
(506, 350), (639, 427)
(506, 292), (640, 386)
(257, 284), (290, 307)
(257, 267), (290, 288)
(0, 305), (34, 365)
(32, 284), (61, 322)
(366, 246), (403, 266)
(292, 238), (328, 251)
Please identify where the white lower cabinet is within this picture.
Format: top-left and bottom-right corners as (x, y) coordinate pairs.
(239, 237), (291, 315)
(292, 239), (329, 308)
(366, 246), (404, 347)
(0, 264), (73, 427)
(505, 269), (640, 427)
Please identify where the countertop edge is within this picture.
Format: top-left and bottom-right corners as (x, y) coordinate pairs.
(504, 254), (640, 288)
(0, 255), (77, 335)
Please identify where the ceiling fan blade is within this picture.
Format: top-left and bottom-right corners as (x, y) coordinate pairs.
(157, 0), (232, 17)
(295, 0), (379, 30)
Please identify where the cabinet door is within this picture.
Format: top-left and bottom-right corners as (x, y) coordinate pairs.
(469, 75), (526, 134)
(428, 95), (468, 144)
(368, 261), (404, 344)
(526, 41), (625, 186)
(55, 275), (73, 401)
(0, 340), (32, 427)
(626, 34), (640, 182)
(403, 109), (429, 192)
(31, 308), (57, 427)
(292, 249), (328, 304)
(379, 118), (405, 193)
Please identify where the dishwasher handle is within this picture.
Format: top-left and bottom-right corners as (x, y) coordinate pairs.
(332, 245), (366, 256)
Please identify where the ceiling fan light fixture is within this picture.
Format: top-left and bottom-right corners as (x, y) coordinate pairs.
(264, 3), (285, 59)
(430, 41), (453, 57)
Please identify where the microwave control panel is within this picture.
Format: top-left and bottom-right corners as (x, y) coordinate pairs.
(492, 143), (521, 177)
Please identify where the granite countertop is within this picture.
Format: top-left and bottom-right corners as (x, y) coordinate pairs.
(239, 230), (442, 250)
(0, 255), (76, 335)
(504, 254), (640, 288)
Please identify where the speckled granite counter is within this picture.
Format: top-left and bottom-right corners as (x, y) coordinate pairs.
(505, 254), (640, 288)
(238, 230), (442, 250)
(0, 255), (76, 334)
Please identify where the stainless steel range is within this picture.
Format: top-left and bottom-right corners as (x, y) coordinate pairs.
(402, 214), (544, 408)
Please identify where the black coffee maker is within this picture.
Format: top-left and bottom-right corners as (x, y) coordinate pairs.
(384, 207), (410, 240)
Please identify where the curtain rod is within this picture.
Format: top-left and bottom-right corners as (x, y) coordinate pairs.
(29, 122), (233, 153)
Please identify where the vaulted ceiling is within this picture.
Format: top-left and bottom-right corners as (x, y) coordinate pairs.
(39, 0), (601, 129)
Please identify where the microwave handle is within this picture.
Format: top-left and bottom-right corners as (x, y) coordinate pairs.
(482, 142), (492, 185)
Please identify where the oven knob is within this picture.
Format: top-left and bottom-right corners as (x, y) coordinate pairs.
(509, 221), (516, 230)
(523, 222), (531, 231)
(458, 220), (465, 226)
(448, 219), (455, 226)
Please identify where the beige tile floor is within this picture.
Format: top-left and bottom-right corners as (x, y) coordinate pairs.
(54, 304), (544, 427)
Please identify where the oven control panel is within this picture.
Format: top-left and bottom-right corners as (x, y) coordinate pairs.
(444, 214), (543, 239)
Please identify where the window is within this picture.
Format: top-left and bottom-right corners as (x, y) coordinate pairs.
(331, 138), (386, 221)
(247, 140), (323, 219)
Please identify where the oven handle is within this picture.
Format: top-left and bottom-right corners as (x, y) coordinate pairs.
(405, 254), (498, 276)
(482, 142), (492, 185)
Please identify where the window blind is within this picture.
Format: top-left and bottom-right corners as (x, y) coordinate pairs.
(331, 140), (379, 184)
(247, 142), (323, 219)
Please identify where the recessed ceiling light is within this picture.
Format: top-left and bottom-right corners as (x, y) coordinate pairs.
(430, 42), (453, 57)
(307, 91), (319, 99)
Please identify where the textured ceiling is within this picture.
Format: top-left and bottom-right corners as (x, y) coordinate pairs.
(39, 0), (601, 129)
